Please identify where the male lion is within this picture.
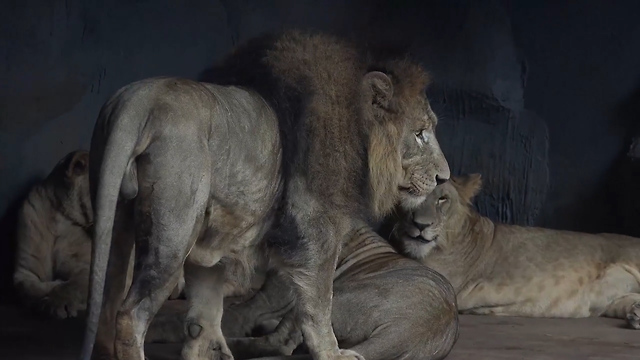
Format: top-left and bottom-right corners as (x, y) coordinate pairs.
(80, 30), (450, 360)
(146, 224), (459, 360)
(391, 173), (640, 329)
(13, 150), (93, 319)
(13, 150), (184, 320)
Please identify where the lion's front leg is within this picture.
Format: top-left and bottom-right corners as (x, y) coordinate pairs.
(277, 204), (364, 360)
(181, 263), (233, 360)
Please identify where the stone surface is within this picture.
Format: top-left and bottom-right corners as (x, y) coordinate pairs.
(2, 304), (639, 360)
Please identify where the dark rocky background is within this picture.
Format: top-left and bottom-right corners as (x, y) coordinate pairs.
(1, 0), (639, 300)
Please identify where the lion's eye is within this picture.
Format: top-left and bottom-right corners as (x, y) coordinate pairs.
(415, 129), (429, 146)
(437, 196), (448, 204)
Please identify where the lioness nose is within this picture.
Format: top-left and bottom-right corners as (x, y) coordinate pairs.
(436, 175), (448, 185)
(414, 221), (432, 231)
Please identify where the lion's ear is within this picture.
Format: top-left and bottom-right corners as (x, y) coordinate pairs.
(363, 71), (394, 108)
(452, 173), (483, 203)
(67, 151), (89, 177)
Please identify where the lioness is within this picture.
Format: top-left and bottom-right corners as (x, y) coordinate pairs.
(13, 150), (184, 320)
(81, 30), (450, 360)
(147, 224), (459, 360)
(391, 173), (640, 329)
(13, 150), (93, 319)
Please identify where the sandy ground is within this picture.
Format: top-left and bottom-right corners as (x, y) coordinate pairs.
(1, 303), (638, 360)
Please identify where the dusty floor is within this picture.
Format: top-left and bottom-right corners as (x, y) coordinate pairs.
(1, 304), (638, 360)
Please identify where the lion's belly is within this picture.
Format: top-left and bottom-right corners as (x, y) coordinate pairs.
(457, 281), (594, 318)
(185, 84), (283, 268)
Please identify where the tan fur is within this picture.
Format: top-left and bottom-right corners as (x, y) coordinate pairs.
(368, 121), (403, 218)
(13, 151), (184, 320)
(13, 150), (93, 319)
(391, 173), (640, 329)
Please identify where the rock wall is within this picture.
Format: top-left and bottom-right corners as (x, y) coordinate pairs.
(2, 0), (640, 298)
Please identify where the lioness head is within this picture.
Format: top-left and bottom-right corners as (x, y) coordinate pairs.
(392, 173), (482, 259)
(46, 150), (93, 228)
(363, 60), (450, 217)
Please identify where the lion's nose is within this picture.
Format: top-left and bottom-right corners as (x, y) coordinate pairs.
(413, 220), (433, 231)
(435, 175), (448, 185)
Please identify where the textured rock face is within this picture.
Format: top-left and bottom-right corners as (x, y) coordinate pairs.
(629, 138), (640, 159)
(432, 89), (549, 226)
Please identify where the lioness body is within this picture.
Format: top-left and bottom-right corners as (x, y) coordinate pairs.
(13, 151), (93, 319)
(393, 174), (640, 328)
(82, 30), (450, 360)
(13, 151), (185, 321)
(148, 225), (459, 360)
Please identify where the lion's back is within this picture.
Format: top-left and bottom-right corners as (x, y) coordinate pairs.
(332, 257), (458, 360)
(495, 224), (640, 267)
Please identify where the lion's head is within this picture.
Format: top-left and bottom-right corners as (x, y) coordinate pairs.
(391, 173), (482, 260)
(45, 150), (93, 228)
(363, 59), (450, 218)
(204, 30), (450, 220)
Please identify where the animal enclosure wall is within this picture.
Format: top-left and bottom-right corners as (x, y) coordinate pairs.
(1, 0), (640, 299)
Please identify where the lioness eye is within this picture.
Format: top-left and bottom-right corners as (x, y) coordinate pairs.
(437, 196), (448, 203)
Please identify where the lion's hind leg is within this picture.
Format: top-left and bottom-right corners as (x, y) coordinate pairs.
(603, 293), (640, 329)
(114, 148), (211, 360)
(180, 263), (234, 360)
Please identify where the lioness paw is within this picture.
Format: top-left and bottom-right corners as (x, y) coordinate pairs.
(626, 302), (640, 330)
(41, 281), (87, 319)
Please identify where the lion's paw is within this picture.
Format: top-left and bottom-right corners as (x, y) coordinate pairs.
(275, 327), (303, 356)
(626, 302), (640, 330)
(40, 281), (87, 319)
(182, 336), (234, 360)
(321, 349), (365, 360)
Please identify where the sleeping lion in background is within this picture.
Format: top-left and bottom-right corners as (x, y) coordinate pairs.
(391, 173), (640, 329)
(12, 150), (184, 319)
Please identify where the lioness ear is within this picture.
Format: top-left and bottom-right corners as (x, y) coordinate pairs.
(466, 173), (483, 199)
(363, 71), (394, 108)
(67, 151), (89, 177)
(452, 173), (483, 203)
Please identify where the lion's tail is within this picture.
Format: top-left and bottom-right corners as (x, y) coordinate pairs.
(79, 102), (144, 360)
